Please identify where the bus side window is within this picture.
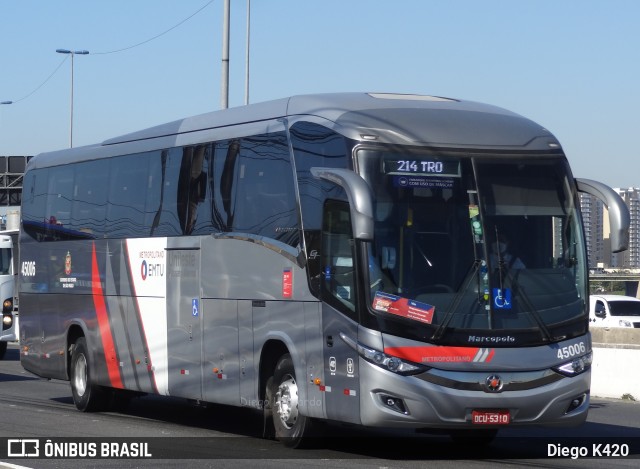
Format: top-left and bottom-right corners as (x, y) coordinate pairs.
(46, 166), (75, 239)
(22, 168), (50, 241)
(107, 153), (154, 237)
(181, 144), (213, 235)
(71, 159), (108, 237)
(211, 133), (299, 245)
(322, 200), (357, 318)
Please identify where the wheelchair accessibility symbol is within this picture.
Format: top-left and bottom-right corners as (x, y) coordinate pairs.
(492, 288), (512, 310)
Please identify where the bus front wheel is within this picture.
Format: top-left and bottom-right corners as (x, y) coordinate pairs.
(70, 337), (107, 412)
(269, 353), (316, 448)
(0, 341), (7, 360)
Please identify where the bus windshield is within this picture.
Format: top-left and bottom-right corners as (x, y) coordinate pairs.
(357, 148), (587, 345)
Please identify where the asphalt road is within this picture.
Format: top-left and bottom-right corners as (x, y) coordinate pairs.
(0, 342), (639, 469)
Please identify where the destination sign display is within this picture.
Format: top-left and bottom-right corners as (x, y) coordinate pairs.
(384, 159), (460, 177)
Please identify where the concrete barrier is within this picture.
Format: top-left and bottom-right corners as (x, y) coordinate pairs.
(590, 328), (640, 400)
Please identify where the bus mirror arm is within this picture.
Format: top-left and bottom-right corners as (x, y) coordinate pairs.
(576, 178), (630, 253)
(310, 167), (375, 240)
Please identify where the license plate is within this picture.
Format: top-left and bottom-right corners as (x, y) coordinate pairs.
(471, 410), (510, 425)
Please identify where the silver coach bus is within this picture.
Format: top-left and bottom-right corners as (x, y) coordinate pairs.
(18, 93), (629, 447)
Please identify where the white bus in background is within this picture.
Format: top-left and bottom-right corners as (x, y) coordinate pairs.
(0, 228), (18, 359)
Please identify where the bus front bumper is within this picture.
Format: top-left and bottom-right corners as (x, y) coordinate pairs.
(358, 357), (590, 429)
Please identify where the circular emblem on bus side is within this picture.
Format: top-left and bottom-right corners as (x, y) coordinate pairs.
(65, 251), (72, 275)
(141, 260), (148, 281)
(485, 374), (503, 393)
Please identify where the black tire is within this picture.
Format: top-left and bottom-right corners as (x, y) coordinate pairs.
(269, 354), (318, 448)
(0, 341), (7, 360)
(70, 337), (108, 412)
(262, 376), (276, 440)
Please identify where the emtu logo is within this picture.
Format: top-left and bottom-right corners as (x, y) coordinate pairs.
(141, 260), (148, 280)
(140, 259), (164, 281)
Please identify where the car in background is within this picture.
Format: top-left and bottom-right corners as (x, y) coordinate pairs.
(589, 294), (640, 328)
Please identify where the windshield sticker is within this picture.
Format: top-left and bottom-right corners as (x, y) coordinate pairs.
(372, 291), (435, 324)
(282, 269), (293, 298)
(392, 176), (454, 189)
(493, 288), (512, 310)
(384, 345), (495, 364)
(468, 204), (483, 243)
(337, 285), (351, 300)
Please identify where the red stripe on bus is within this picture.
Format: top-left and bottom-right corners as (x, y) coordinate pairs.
(92, 243), (124, 389)
(384, 346), (494, 364)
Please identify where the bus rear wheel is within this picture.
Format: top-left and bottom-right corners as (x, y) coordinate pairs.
(70, 337), (108, 412)
(269, 354), (316, 448)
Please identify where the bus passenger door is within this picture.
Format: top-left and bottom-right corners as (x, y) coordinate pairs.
(166, 240), (203, 400)
(320, 200), (361, 424)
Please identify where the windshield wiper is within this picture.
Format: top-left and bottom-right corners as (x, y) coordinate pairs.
(506, 270), (557, 343)
(431, 259), (481, 342)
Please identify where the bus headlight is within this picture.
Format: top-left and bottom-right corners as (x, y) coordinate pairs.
(553, 351), (593, 377)
(357, 343), (426, 376)
(2, 298), (12, 314)
(2, 313), (12, 329)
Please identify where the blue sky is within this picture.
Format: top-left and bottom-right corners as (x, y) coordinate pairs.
(0, 0), (638, 189)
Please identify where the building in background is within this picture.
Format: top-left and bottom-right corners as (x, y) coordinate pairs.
(579, 192), (606, 269)
(611, 188), (640, 269)
(578, 188), (640, 270)
(0, 155), (30, 230)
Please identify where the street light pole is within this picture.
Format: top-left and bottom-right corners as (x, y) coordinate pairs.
(56, 49), (89, 148)
(221, 0), (230, 109)
(245, 0), (250, 105)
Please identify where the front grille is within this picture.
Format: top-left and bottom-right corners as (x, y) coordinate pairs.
(416, 368), (564, 392)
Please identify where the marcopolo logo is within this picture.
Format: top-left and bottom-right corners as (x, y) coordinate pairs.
(468, 335), (516, 344)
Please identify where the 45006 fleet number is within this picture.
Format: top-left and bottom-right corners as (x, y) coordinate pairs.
(556, 342), (586, 360)
(21, 261), (36, 277)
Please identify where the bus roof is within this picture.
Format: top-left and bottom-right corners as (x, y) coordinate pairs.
(28, 92), (561, 170)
